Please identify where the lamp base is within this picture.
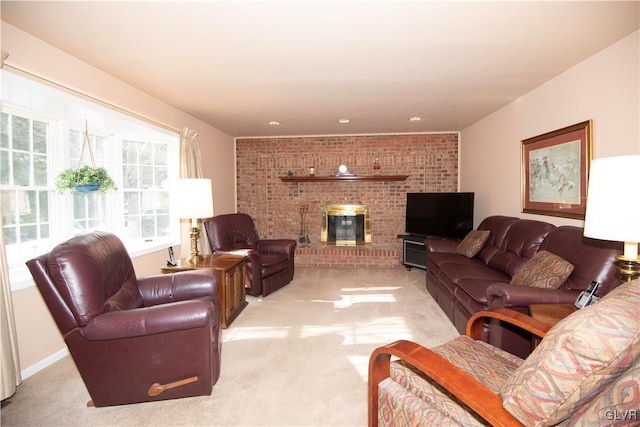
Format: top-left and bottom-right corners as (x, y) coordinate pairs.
(615, 255), (640, 283)
(186, 224), (203, 265)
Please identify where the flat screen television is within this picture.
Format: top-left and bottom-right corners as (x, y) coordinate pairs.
(405, 192), (474, 239)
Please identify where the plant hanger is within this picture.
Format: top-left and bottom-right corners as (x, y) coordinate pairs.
(77, 120), (97, 171)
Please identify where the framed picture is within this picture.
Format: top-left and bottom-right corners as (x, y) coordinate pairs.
(521, 120), (592, 219)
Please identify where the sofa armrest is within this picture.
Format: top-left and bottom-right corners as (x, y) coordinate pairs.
(138, 269), (220, 306)
(82, 299), (214, 340)
(424, 238), (458, 253)
(486, 283), (579, 309)
(369, 340), (523, 427)
(258, 239), (297, 255)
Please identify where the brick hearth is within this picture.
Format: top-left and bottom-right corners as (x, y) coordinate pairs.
(236, 133), (459, 267)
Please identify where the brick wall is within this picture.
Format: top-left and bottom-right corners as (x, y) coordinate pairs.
(236, 133), (459, 267)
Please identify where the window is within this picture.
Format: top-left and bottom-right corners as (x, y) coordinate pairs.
(1, 71), (180, 289)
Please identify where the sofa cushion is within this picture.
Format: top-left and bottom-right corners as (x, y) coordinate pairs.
(455, 230), (490, 258)
(538, 226), (621, 294)
(510, 250), (574, 289)
(500, 279), (640, 426)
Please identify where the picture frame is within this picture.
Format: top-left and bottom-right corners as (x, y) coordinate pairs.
(521, 120), (592, 219)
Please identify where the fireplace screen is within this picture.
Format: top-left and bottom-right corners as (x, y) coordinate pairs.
(321, 204), (371, 246)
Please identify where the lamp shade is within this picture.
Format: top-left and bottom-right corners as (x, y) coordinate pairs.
(172, 178), (214, 220)
(584, 155), (640, 258)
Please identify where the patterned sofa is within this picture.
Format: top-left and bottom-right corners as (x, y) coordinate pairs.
(425, 215), (622, 358)
(369, 278), (639, 426)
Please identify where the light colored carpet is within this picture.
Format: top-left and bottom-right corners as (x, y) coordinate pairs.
(1, 267), (459, 427)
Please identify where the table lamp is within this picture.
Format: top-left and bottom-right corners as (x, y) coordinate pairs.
(583, 155), (640, 282)
(173, 178), (214, 264)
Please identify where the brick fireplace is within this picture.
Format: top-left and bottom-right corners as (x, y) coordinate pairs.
(235, 133), (459, 267)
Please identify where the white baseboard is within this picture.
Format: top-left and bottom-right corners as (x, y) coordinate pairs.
(21, 348), (69, 380)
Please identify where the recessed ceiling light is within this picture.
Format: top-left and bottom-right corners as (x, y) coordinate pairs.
(268, 121), (281, 126)
(409, 116), (422, 122)
(338, 119), (350, 124)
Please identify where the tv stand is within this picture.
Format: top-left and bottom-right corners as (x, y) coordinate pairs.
(397, 235), (427, 270)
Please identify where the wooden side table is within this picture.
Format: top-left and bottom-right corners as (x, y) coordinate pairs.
(529, 303), (577, 348)
(161, 253), (248, 328)
(529, 304), (577, 327)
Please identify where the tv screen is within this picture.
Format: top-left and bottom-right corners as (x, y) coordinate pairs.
(405, 192), (474, 239)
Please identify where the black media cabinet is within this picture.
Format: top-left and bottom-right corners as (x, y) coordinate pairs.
(398, 235), (427, 270)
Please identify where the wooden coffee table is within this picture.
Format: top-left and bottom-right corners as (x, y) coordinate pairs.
(161, 253), (248, 328)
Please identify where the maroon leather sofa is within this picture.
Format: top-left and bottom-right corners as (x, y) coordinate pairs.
(26, 232), (222, 407)
(425, 215), (622, 358)
(204, 213), (297, 297)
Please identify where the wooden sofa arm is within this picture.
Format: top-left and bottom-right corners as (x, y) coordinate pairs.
(369, 309), (551, 427)
(466, 307), (552, 340)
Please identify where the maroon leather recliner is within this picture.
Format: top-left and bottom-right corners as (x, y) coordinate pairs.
(26, 231), (222, 407)
(204, 213), (296, 297)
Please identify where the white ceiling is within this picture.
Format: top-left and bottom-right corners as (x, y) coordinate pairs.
(2, 1), (639, 137)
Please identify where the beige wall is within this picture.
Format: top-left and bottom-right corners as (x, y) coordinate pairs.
(460, 31), (640, 228)
(2, 23), (237, 375)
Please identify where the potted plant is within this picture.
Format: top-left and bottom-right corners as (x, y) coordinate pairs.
(55, 165), (117, 194)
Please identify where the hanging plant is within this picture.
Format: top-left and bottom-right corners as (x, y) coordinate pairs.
(55, 165), (117, 194)
(54, 120), (117, 195)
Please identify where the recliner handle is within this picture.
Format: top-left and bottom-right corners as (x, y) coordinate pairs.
(147, 376), (198, 397)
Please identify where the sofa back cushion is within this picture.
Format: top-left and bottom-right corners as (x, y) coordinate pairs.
(45, 232), (141, 327)
(538, 226), (621, 294)
(476, 216), (554, 277)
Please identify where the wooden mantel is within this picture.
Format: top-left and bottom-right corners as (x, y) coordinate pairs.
(279, 175), (409, 183)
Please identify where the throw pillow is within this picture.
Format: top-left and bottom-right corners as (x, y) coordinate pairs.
(500, 279), (640, 426)
(510, 250), (574, 289)
(455, 230), (490, 258)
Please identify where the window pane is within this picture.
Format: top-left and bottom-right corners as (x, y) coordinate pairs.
(3, 226), (16, 245)
(140, 142), (153, 165)
(20, 224), (37, 242)
(157, 214), (170, 236)
(40, 223), (49, 239)
(12, 117), (29, 151)
(122, 140), (138, 164)
(33, 120), (48, 154)
(34, 154), (48, 186)
(155, 166), (168, 189)
(73, 193), (87, 218)
(141, 215), (155, 238)
(140, 165), (154, 188)
(0, 149), (9, 185)
(69, 129), (81, 166)
(39, 191), (49, 221)
(1, 190), (16, 225)
(154, 144), (167, 164)
(1, 113), (8, 148)
(123, 165), (138, 188)
(124, 214), (140, 238)
(13, 152), (30, 186)
(124, 192), (139, 215)
(18, 190), (37, 223)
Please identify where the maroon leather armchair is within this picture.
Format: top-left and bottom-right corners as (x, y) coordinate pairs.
(204, 213), (296, 297)
(26, 232), (222, 407)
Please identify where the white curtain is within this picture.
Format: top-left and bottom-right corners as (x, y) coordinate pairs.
(179, 126), (211, 255)
(1, 213), (22, 400)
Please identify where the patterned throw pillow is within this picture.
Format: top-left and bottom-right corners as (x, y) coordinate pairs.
(500, 279), (640, 426)
(510, 250), (574, 288)
(455, 230), (490, 258)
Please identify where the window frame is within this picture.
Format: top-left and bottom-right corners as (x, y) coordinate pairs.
(1, 72), (181, 291)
